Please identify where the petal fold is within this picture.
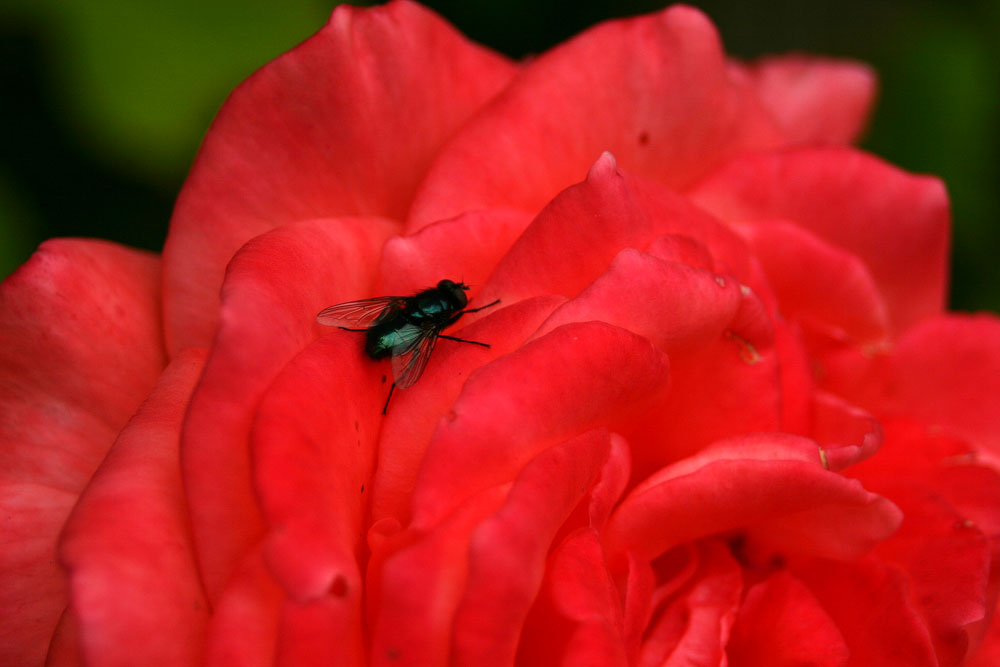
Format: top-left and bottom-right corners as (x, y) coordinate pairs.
(59, 348), (210, 667)
(0, 239), (163, 667)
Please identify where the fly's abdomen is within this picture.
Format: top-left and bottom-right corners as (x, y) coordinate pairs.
(365, 323), (422, 359)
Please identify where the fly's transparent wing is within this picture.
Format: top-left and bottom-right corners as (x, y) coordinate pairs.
(316, 296), (403, 328)
(390, 325), (439, 389)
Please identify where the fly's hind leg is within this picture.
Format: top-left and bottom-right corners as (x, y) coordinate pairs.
(437, 334), (490, 348)
(338, 327), (368, 332)
(382, 381), (397, 415)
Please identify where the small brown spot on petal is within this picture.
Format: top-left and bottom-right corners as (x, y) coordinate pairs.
(638, 131), (650, 145)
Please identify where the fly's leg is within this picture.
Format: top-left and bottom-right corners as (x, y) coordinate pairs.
(338, 327), (368, 332)
(437, 334), (490, 348)
(462, 299), (501, 314)
(382, 381), (397, 415)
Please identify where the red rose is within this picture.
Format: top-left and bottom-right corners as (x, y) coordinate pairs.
(2, 2), (999, 665)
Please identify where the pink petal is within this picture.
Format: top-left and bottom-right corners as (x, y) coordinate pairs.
(376, 209), (533, 296)
(727, 571), (849, 667)
(181, 217), (393, 598)
(162, 0), (515, 351)
(690, 147), (950, 333)
(0, 240), (164, 667)
(604, 433), (902, 561)
(58, 349), (210, 666)
(253, 334), (380, 608)
(794, 557), (939, 666)
(410, 321), (671, 529)
(407, 5), (781, 229)
(638, 540), (741, 667)
(371, 295), (565, 526)
(735, 55), (877, 145)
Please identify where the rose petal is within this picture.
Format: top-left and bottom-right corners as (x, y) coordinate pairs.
(871, 483), (990, 666)
(517, 528), (629, 666)
(810, 390), (884, 471)
(407, 4), (780, 229)
(58, 348), (209, 666)
(794, 557), (939, 666)
(690, 147), (950, 333)
(276, 596), (364, 667)
(638, 540), (741, 667)
(473, 153), (756, 315)
(376, 209), (533, 296)
(181, 217), (393, 598)
(604, 433), (902, 561)
(372, 295), (565, 526)
(735, 55), (877, 145)
(44, 608), (82, 666)
(254, 333), (381, 608)
(741, 219), (890, 345)
(450, 429), (614, 664)
(532, 248), (744, 354)
(410, 321), (671, 529)
(525, 242), (782, 473)
(0, 239), (163, 667)
(163, 0), (515, 351)
(882, 314), (1000, 452)
(202, 548), (283, 667)
(625, 317), (781, 475)
(727, 571), (849, 667)
(370, 485), (508, 666)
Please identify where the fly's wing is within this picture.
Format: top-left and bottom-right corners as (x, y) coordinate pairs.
(316, 296), (403, 328)
(390, 324), (439, 389)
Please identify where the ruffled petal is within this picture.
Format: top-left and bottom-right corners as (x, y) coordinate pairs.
(451, 429), (614, 664)
(0, 239), (163, 666)
(881, 314), (1000, 452)
(794, 557), (939, 666)
(734, 55), (877, 145)
(604, 433), (902, 561)
(407, 5), (781, 229)
(181, 217), (393, 598)
(58, 348), (209, 666)
(741, 219), (890, 345)
(410, 321), (671, 529)
(253, 333), (380, 631)
(638, 540), (741, 667)
(517, 528), (629, 666)
(163, 0), (515, 351)
(203, 548), (283, 667)
(376, 209), (533, 296)
(727, 571), (849, 667)
(473, 153), (755, 313)
(371, 295), (564, 525)
(690, 147), (950, 334)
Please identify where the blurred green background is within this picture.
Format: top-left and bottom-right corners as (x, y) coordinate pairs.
(1, 0), (997, 311)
